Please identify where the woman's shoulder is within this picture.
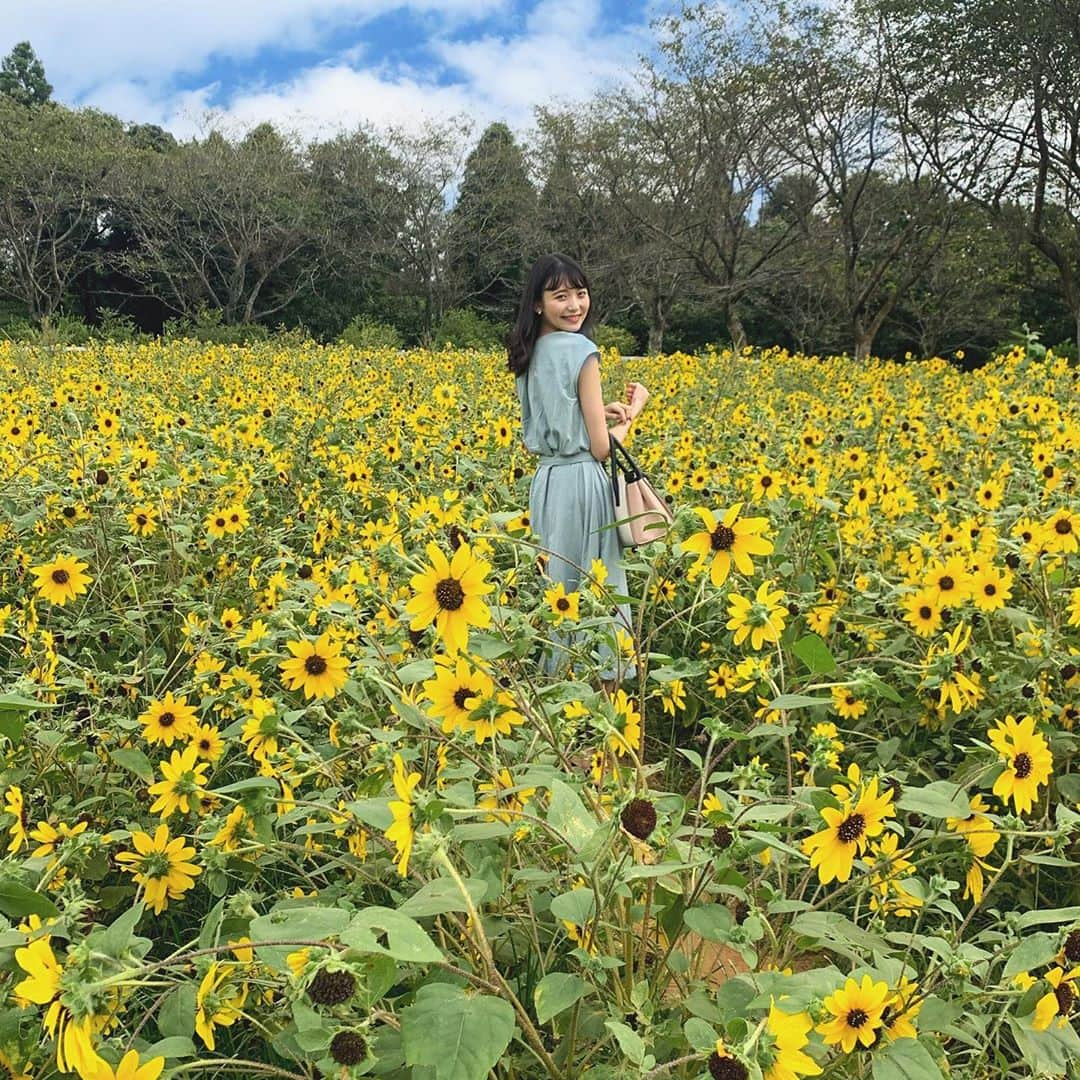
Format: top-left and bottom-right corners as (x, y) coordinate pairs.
(544, 331), (600, 352)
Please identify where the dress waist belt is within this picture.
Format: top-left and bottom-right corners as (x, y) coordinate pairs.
(537, 450), (597, 467)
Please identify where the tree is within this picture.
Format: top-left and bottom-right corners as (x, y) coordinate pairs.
(0, 42), (52, 107)
(752, 2), (958, 359)
(446, 122), (536, 322)
(870, 0), (1080, 352)
(0, 100), (120, 320)
(114, 121), (333, 324)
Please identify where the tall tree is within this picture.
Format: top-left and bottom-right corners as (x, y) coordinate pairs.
(0, 42), (52, 107)
(114, 121), (333, 324)
(0, 100), (120, 320)
(869, 0), (1080, 352)
(446, 122), (536, 322)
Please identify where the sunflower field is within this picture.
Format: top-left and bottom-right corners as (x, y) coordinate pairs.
(0, 337), (1079, 1080)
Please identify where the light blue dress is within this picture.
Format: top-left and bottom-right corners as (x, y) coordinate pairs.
(515, 331), (633, 680)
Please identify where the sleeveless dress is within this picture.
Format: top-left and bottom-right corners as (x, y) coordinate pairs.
(515, 331), (633, 680)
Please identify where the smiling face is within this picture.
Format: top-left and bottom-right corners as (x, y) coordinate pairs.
(535, 277), (590, 335)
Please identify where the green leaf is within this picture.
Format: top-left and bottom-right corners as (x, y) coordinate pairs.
(547, 779), (598, 851)
(549, 888), (595, 926)
(0, 713), (26, 744)
(683, 904), (733, 941)
(95, 902), (145, 956)
(534, 973), (591, 1024)
(0, 877), (59, 919)
(895, 781), (969, 819)
(1009, 1015), (1080, 1074)
(683, 1017), (717, 1052)
(401, 984), (515, 1080)
(1017, 905), (1080, 930)
(791, 634), (836, 674)
(341, 907), (443, 963)
(157, 983), (196, 1039)
(766, 694), (831, 710)
(249, 905), (350, 943)
(110, 747), (155, 783)
(142, 1036), (196, 1059)
(399, 877), (488, 918)
(871, 1037), (945, 1080)
(1003, 933), (1059, 977)
(0, 694), (59, 711)
(604, 1020), (645, 1065)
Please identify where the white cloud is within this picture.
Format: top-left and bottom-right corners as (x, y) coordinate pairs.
(2, 0), (509, 98)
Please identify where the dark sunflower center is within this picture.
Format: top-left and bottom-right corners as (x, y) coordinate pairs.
(708, 1053), (748, 1080)
(329, 1030), (367, 1066)
(305, 655), (328, 676)
(435, 578), (465, 611)
(158, 712), (175, 727)
(137, 514), (148, 525)
(1055, 981), (1075, 1015)
(761, 476), (772, 487)
(453, 687), (472, 710)
(938, 575), (954, 591)
(1056, 518), (1073, 535)
(1013, 752), (1032, 780)
(847, 1008), (869, 1029)
(919, 606), (932, 619)
(984, 584), (996, 595)
(710, 523), (735, 551)
(51, 569), (70, 584)
(837, 813), (866, 843)
(556, 597), (570, 611)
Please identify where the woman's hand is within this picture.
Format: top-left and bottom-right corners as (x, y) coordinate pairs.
(604, 401), (631, 424)
(625, 382), (649, 419)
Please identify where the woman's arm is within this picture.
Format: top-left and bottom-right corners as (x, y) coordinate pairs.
(579, 355), (630, 461)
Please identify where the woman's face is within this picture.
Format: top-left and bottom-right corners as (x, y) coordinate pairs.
(536, 279), (589, 333)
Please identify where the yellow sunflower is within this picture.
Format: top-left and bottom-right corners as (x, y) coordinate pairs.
(987, 714), (1053, 815)
(817, 974), (890, 1052)
(763, 1000), (822, 1080)
(726, 579), (788, 650)
(422, 655), (494, 735)
(1033, 966), (1080, 1030)
(405, 541), (494, 656)
(147, 746), (210, 818)
(385, 753), (420, 876)
(682, 503), (774, 587)
(801, 776), (895, 884)
(115, 824), (202, 914)
(544, 582), (580, 625)
(280, 631), (350, 700)
(30, 554), (92, 606)
(139, 691), (199, 746)
(194, 961), (248, 1051)
(92, 1049), (166, 1080)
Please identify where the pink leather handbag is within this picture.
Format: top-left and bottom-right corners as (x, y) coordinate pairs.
(609, 436), (675, 548)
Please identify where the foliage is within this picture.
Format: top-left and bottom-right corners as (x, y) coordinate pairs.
(339, 314), (404, 351)
(0, 336), (1077, 1080)
(432, 307), (505, 349)
(0, 41), (52, 107)
(163, 307), (270, 345)
(592, 323), (640, 355)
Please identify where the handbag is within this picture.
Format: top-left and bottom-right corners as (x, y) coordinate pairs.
(609, 435), (675, 548)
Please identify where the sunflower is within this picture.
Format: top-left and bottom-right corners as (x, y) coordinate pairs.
(921, 555), (973, 607)
(762, 1000), (822, 1080)
(946, 793), (999, 859)
(607, 688), (642, 757)
(194, 961), (248, 1050)
(817, 974), (890, 1052)
(139, 691), (199, 746)
(726, 579), (788, 651)
(385, 753), (420, 876)
(831, 687), (867, 720)
(147, 746), (210, 818)
(92, 1049), (166, 1080)
(1043, 507), (1080, 554)
(190, 723), (225, 762)
(455, 688), (527, 745)
(1033, 966), (1080, 1030)
(682, 503), (774, 587)
(280, 632), (350, 700)
(115, 824), (202, 914)
(987, 714), (1053, 815)
(544, 582), (580, 625)
(30, 554), (92, 607)
(882, 977), (923, 1041)
(126, 504), (160, 537)
(900, 587), (942, 638)
(801, 776), (895, 884)
(970, 564), (1012, 611)
(422, 656), (494, 736)
(4, 785), (27, 853)
(405, 541), (494, 656)
(209, 805), (253, 854)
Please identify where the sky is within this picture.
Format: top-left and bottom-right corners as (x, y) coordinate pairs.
(4, 0), (680, 144)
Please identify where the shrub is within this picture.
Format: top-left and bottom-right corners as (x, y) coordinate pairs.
(339, 315), (404, 351)
(433, 308), (505, 350)
(163, 307), (269, 345)
(592, 323), (639, 355)
(93, 307), (141, 343)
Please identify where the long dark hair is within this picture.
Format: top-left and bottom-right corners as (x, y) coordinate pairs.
(505, 253), (598, 376)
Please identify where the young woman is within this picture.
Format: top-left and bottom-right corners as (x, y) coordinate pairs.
(507, 253), (650, 691)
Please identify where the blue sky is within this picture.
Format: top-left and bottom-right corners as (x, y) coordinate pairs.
(4, 0), (676, 141)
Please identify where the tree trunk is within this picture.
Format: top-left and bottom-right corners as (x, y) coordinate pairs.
(727, 304), (747, 351)
(646, 293), (666, 355)
(647, 325), (665, 355)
